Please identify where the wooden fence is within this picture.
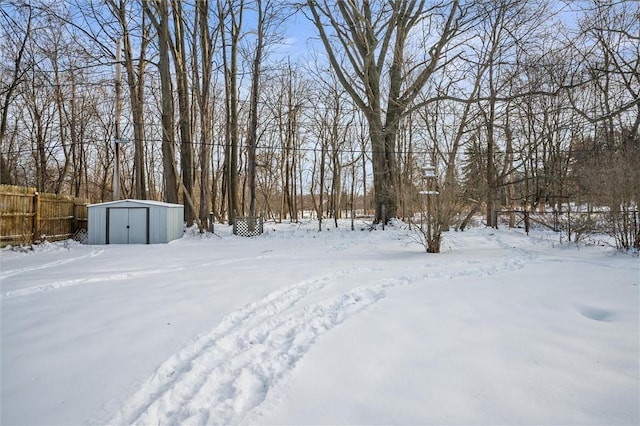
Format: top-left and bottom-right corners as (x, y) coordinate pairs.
(0, 185), (90, 248)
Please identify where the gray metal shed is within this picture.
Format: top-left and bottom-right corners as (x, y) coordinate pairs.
(87, 199), (184, 244)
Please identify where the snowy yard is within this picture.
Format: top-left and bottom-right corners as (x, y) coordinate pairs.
(1, 221), (638, 425)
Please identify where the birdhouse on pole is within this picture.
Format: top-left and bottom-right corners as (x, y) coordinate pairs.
(419, 165), (439, 196)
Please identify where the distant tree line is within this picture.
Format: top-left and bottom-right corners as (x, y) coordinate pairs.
(1, 0), (638, 250)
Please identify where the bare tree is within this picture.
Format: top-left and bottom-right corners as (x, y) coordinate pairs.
(170, 0), (195, 225)
(306, 0), (465, 224)
(218, 0), (243, 223)
(568, 0), (640, 249)
(0, 1), (34, 185)
(143, 0), (179, 204)
(106, 0), (149, 200)
(246, 0), (265, 219)
(243, 0), (286, 221)
(193, 0), (217, 228)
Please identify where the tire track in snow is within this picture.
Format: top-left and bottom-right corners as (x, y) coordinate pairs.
(108, 268), (363, 425)
(1, 254), (283, 300)
(2, 266), (188, 299)
(109, 254), (529, 426)
(0, 248), (105, 280)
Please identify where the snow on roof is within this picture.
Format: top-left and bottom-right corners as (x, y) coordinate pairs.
(88, 199), (184, 208)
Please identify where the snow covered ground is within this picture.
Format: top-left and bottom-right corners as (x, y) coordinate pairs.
(1, 220), (638, 425)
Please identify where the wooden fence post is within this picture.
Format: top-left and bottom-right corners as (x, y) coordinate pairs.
(73, 202), (78, 232)
(32, 192), (40, 244)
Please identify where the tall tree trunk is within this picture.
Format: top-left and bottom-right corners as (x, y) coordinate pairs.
(219, 0), (242, 223)
(144, 0), (178, 204)
(195, 0), (214, 227)
(247, 0), (265, 218)
(52, 49), (72, 195)
(171, 0), (194, 224)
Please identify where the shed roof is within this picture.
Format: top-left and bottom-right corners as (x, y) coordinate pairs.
(88, 199), (184, 208)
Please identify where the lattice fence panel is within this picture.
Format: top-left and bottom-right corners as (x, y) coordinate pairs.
(233, 215), (264, 237)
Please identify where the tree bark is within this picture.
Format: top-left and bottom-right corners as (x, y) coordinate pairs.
(194, 0), (214, 228)
(171, 0), (195, 224)
(218, 0), (242, 223)
(144, 0), (179, 204)
(247, 0), (265, 219)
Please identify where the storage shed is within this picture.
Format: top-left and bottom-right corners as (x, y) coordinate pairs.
(87, 199), (184, 244)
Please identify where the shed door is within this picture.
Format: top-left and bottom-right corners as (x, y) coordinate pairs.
(107, 207), (149, 244)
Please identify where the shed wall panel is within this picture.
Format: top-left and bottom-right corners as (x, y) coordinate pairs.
(88, 208), (106, 244)
(166, 207), (184, 242)
(148, 206), (165, 243)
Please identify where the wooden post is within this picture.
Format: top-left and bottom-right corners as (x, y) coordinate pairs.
(72, 202), (79, 233)
(32, 191), (40, 243)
